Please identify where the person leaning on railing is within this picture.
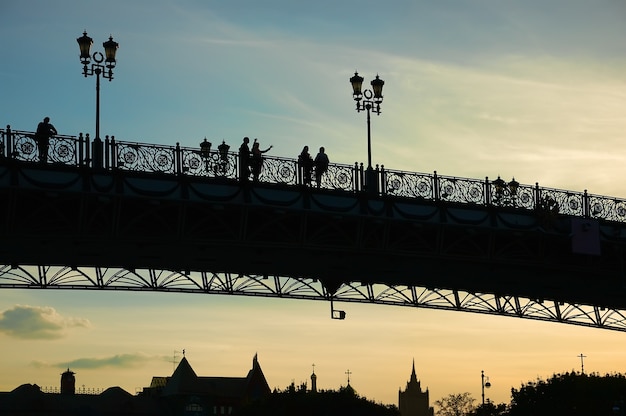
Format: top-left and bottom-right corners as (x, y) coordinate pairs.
(298, 145), (314, 186)
(250, 139), (272, 183)
(314, 146), (329, 188)
(34, 116), (57, 163)
(239, 136), (252, 181)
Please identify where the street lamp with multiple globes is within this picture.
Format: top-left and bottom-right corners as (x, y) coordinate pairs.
(481, 370), (491, 405)
(350, 71), (384, 192)
(76, 31), (119, 167)
(491, 176), (520, 209)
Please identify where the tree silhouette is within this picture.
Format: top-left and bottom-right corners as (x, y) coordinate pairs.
(235, 384), (399, 416)
(469, 401), (508, 416)
(507, 371), (626, 416)
(434, 392), (476, 416)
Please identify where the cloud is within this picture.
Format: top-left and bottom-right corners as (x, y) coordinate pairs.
(60, 353), (158, 369)
(30, 353), (167, 370)
(0, 305), (91, 340)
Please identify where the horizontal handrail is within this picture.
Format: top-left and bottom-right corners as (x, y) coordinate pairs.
(2, 125), (625, 223)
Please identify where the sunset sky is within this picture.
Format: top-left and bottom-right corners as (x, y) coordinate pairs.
(1, 0), (626, 407)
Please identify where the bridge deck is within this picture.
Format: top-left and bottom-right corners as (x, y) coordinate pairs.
(1, 127), (626, 331)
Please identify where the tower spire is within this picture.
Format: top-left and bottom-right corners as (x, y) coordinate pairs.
(399, 359), (432, 416)
(311, 363), (317, 393)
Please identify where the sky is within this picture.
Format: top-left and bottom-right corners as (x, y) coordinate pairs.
(1, 0), (626, 407)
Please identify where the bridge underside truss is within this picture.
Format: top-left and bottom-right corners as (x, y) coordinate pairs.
(3, 162), (626, 332)
(1, 264), (625, 332)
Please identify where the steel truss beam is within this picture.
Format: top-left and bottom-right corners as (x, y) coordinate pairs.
(1, 264), (625, 332)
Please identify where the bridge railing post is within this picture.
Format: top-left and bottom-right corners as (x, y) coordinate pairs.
(84, 133), (91, 167)
(175, 142), (182, 175)
(78, 133), (84, 167)
(357, 163), (365, 192)
(108, 136), (118, 169)
(380, 165), (387, 196)
(2, 125), (10, 159)
(354, 162), (363, 192)
(364, 165), (380, 196)
(484, 176), (491, 205)
(534, 182), (540, 210)
(294, 159), (300, 186)
(105, 136), (113, 169)
(583, 189), (590, 218)
(296, 157), (303, 186)
(92, 136), (104, 169)
(433, 171), (439, 201)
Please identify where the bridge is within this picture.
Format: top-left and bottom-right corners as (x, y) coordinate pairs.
(1, 125), (626, 331)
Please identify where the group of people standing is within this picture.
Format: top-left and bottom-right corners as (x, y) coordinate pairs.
(238, 136), (329, 187)
(298, 145), (329, 188)
(238, 136), (273, 182)
(31, 121), (330, 187)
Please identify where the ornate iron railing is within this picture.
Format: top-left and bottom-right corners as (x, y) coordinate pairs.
(2, 125), (626, 222)
(40, 386), (104, 395)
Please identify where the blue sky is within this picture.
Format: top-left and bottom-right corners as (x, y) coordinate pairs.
(2, 0), (625, 191)
(1, 0), (626, 406)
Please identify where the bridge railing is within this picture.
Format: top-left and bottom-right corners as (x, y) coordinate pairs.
(2, 125), (626, 222)
(0, 128), (86, 166)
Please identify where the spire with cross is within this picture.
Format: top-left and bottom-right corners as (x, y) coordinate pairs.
(578, 353), (587, 373)
(345, 369), (352, 385)
(310, 363), (317, 392)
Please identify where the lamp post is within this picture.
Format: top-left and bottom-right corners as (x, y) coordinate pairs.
(77, 31), (119, 167)
(481, 370), (491, 405)
(492, 176), (519, 206)
(200, 138), (212, 171)
(350, 71), (384, 192)
(217, 140), (230, 175)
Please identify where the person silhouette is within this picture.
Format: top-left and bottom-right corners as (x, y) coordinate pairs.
(34, 116), (57, 163)
(250, 139), (272, 182)
(298, 145), (313, 186)
(314, 146), (329, 188)
(239, 136), (252, 181)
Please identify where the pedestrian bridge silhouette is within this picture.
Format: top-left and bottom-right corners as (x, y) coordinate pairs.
(1, 125), (626, 331)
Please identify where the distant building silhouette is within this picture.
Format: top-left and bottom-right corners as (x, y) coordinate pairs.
(60, 368), (75, 395)
(0, 354), (270, 415)
(142, 353), (271, 413)
(398, 361), (433, 416)
(340, 370), (357, 397)
(311, 365), (317, 393)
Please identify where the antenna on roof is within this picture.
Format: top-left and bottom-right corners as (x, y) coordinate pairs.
(170, 350), (183, 372)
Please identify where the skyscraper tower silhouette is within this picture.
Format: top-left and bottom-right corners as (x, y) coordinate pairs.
(398, 360), (433, 416)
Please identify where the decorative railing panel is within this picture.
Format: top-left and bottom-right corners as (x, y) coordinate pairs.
(1, 129), (83, 166)
(180, 146), (238, 178)
(384, 170), (436, 199)
(588, 194), (626, 222)
(538, 187), (585, 217)
(256, 156), (298, 185)
(321, 162), (357, 191)
(113, 141), (177, 174)
(437, 175), (486, 205)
